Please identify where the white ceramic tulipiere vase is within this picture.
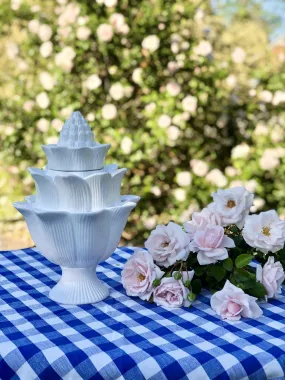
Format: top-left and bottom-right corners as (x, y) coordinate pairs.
(14, 111), (139, 305)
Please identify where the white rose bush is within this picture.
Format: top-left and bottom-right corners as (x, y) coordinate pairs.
(1, 0), (285, 248)
(122, 186), (285, 321)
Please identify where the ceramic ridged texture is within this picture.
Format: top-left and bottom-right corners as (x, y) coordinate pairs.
(13, 201), (137, 268)
(42, 144), (111, 171)
(29, 167), (128, 211)
(49, 267), (109, 304)
(58, 111), (96, 148)
(42, 111), (111, 171)
(43, 164), (119, 179)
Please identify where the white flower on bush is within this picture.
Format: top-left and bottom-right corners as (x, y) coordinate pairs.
(243, 210), (285, 254)
(209, 187), (254, 229)
(122, 249), (164, 300)
(102, 104), (117, 120)
(182, 95), (197, 113)
(28, 19), (40, 34)
(272, 90), (285, 106)
(166, 82), (181, 96)
(143, 216), (157, 230)
(271, 125), (284, 143)
(190, 159), (209, 177)
(11, 0), (21, 10)
(173, 188), (186, 202)
(167, 126), (180, 141)
(259, 149), (280, 171)
(142, 35), (160, 52)
(145, 222), (191, 267)
(58, 3), (80, 27)
(245, 179), (258, 193)
(153, 271), (194, 308)
(193, 40), (212, 56)
(225, 74), (237, 89)
(39, 72), (55, 91)
(6, 42), (19, 59)
(258, 90), (273, 103)
(37, 118), (49, 133)
(230, 180), (243, 188)
(184, 208), (221, 239)
(231, 47), (246, 64)
(38, 24), (52, 42)
(36, 92), (50, 109)
(254, 123), (268, 136)
(51, 118), (63, 132)
(76, 26), (91, 40)
(211, 280), (263, 321)
(158, 115), (171, 128)
(176, 172), (192, 187)
(167, 61), (179, 73)
(151, 186), (161, 197)
(256, 257), (285, 299)
(109, 83), (125, 100)
(97, 24), (113, 42)
(40, 41), (53, 58)
(225, 166), (237, 177)
(110, 13), (124, 29)
(132, 68), (143, 84)
(60, 106), (73, 119)
(190, 224), (234, 265)
(231, 143), (250, 159)
(104, 0), (117, 7)
(250, 197), (265, 213)
(109, 13), (128, 34)
(205, 169), (228, 187)
(55, 47), (76, 72)
(120, 136), (133, 154)
(23, 100), (34, 112)
(46, 136), (58, 145)
(144, 103), (156, 114)
(85, 74), (102, 90)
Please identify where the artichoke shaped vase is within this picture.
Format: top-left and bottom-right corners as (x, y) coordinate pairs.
(14, 112), (139, 305)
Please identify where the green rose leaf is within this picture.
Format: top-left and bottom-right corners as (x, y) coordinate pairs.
(278, 248), (285, 260)
(233, 268), (255, 282)
(194, 266), (206, 277)
(235, 254), (253, 268)
(223, 258), (233, 272)
(187, 256), (198, 266)
(206, 275), (217, 289)
(210, 266), (226, 282)
(247, 282), (267, 299)
(191, 279), (202, 294)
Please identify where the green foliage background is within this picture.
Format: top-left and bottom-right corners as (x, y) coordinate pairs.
(0, 0), (285, 247)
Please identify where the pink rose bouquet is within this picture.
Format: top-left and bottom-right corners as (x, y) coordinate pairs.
(122, 186), (285, 321)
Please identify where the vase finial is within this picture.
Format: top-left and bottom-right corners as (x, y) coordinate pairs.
(58, 111), (96, 148)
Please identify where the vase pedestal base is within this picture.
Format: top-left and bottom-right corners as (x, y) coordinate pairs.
(49, 266), (109, 305)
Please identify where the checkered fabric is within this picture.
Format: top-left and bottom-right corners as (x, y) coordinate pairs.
(0, 247), (285, 380)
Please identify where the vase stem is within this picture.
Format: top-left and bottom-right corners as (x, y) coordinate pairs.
(49, 266), (109, 305)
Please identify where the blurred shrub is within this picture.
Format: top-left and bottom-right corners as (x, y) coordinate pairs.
(0, 0), (285, 246)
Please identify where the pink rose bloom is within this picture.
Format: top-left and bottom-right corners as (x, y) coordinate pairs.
(145, 222), (191, 267)
(184, 207), (221, 239)
(256, 256), (285, 299)
(209, 187), (254, 229)
(211, 280), (263, 321)
(122, 249), (164, 300)
(190, 224), (235, 265)
(153, 271), (194, 308)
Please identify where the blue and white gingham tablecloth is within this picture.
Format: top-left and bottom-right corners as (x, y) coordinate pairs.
(0, 247), (285, 379)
